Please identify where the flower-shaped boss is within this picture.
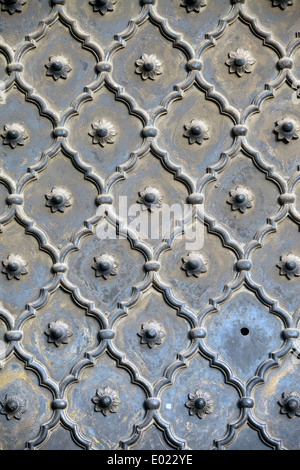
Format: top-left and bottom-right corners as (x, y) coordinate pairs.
(277, 253), (300, 280)
(45, 187), (72, 213)
(186, 390), (213, 419)
(180, 0), (206, 13)
(1, 394), (26, 420)
(135, 53), (162, 81)
(271, 0), (293, 9)
(137, 321), (166, 349)
(279, 392), (300, 418)
(226, 48), (256, 77)
(0, 0), (26, 14)
(137, 186), (163, 212)
(2, 254), (28, 280)
(45, 56), (72, 81)
(227, 186), (254, 213)
(92, 387), (121, 416)
(183, 119), (209, 145)
(45, 320), (73, 347)
(92, 253), (119, 279)
(181, 252), (207, 277)
(2, 123), (28, 148)
(274, 118), (299, 142)
(89, 0), (117, 14)
(89, 120), (117, 147)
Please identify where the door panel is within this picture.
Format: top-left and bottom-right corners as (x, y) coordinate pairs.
(0, 0), (300, 450)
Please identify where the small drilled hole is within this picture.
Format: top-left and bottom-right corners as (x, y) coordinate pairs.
(240, 327), (249, 336)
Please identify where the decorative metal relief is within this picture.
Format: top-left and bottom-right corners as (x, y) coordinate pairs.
(45, 187), (72, 213)
(278, 392), (300, 418)
(226, 49), (256, 77)
(183, 119), (210, 145)
(137, 187), (163, 211)
(45, 56), (72, 81)
(2, 123), (28, 148)
(277, 253), (300, 280)
(92, 387), (121, 416)
(89, 120), (117, 146)
(137, 321), (166, 349)
(271, 0), (293, 9)
(227, 187), (254, 213)
(45, 321), (73, 347)
(181, 252), (208, 277)
(0, 0), (300, 452)
(92, 253), (119, 279)
(274, 118), (299, 142)
(180, 0), (207, 13)
(2, 254), (28, 280)
(135, 54), (163, 81)
(89, 0), (117, 15)
(0, 0), (26, 14)
(0, 395), (26, 421)
(186, 390), (213, 419)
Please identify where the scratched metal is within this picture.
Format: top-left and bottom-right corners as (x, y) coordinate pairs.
(0, 0), (300, 451)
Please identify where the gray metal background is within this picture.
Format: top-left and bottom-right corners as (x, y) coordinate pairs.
(0, 0), (300, 450)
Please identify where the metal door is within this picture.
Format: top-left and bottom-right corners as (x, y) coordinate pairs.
(0, 0), (300, 451)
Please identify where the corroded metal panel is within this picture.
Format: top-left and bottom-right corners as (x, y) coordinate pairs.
(0, 0), (300, 451)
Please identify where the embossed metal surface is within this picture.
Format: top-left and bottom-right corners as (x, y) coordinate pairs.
(0, 0), (300, 451)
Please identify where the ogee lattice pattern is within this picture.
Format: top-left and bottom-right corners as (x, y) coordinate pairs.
(0, 0), (300, 450)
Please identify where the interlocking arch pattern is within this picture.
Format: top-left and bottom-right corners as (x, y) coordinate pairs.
(0, 0), (300, 450)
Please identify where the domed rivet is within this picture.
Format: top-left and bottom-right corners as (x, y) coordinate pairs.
(142, 126), (157, 137)
(99, 329), (115, 339)
(189, 328), (206, 339)
(6, 194), (24, 205)
(5, 331), (22, 342)
(53, 127), (69, 138)
(144, 261), (160, 272)
(144, 398), (160, 410)
(234, 57), (245, 67)
(7, 130), (19, 140)
(52, 263), (68, 273)
(187, 193), (204, 204)
(235, 194), (246, 203)
(232, 125), (248, 136)
(277, 58), (293, 70)
(236, 259), (252, 271)
(96, 195), (114, 205)
(282, 122), (294, 133)
(279, 392), (300, 418)
(194, 397), (206, 409)
(239, 397), (254, 408)
(52, 399), (67, 410)
(282, 328), (299, 339)
(278, 193), (295, 204)
(186, 59), (202, 71)
(96, 62), (112, 73)
(6, 63), (23, 73)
